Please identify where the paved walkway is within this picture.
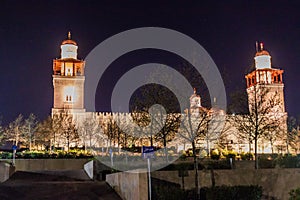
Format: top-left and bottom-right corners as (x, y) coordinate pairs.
(0, 171), (122, 200)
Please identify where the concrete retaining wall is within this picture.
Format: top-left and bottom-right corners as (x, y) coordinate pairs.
(106, 170), (148, 200)
(152, 169), (300, 200)
(84, 160), (93, 179)
(4, 159), (91, 171)
(0, 161), (15, 182)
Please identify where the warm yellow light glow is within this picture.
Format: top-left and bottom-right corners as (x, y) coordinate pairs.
(65, 62), (73, 76)
(61, 44), (78, 59)
(255, 55), (271, 69)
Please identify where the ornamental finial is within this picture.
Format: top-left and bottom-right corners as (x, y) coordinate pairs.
(260, 42), (264, 51)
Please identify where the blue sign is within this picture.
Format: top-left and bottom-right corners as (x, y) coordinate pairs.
(142, 146), (155, 159)
(12, 145), (17, 150)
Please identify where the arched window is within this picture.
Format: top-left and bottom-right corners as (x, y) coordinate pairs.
(65, 95), (73, 102)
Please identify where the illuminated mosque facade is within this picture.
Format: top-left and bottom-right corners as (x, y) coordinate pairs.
(51, 33), (288, 154)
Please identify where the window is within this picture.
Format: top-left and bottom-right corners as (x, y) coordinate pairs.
(65, 95), (72, 102)
(64, 86), (75, 103)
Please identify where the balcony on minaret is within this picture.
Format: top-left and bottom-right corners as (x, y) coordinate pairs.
(245, 43), (284, 88)
(53, 60), (84, 76)
(245, 69), (284, 88)
(52, 32), (85, 77)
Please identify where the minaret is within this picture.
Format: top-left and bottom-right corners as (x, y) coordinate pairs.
(189, 88), (202, 114)
(245, 43), (285, 113)
(52, 32), (85, 116)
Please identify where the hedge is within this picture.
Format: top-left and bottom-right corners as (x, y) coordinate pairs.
(200, 185), (263, 200)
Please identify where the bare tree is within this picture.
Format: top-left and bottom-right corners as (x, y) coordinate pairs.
(0, 117), (5, 146)
(5, 114), (24, 146)
(61, 115), (79, 151)
(178, 108), (210, 199)
(287, 116), (300, 154)
(153, 112), (181, 162)
(233, 85), (285, 169)
(35, 116), (52, 150)
(79, 116), (103, 152)
(204, 108), (228, 156)
(113, 113), (136, 149)
(23, 113), (38, 151)
(50, 112), (79, 151)
(103, 114), (119, 148)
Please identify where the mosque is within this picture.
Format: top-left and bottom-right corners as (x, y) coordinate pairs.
(51, 33), (288, 154)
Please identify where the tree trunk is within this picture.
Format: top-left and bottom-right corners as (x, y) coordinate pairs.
(192, 141), (199, 199)
(53, 131), (56, 150)
(29, 125), (32, 151)
(255, 136), (258, 169)
(249, 142), (251, 153)
(67, 132), (70, 152)
(271, 140), (274, 154)
(206, 138), (210, 157)
(286, 133), (290, 155)
(164, 136), (168, 163)
(29, 138), (32, 151)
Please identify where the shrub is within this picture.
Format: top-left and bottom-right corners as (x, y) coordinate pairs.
(227, 152), (237, 159)
(277, 155), (300, 168)
(0, 152), (12, 159)
(0, 150), (94, 159)
(186, 149), (193, 157)
(205, 159), (231, 170)
(179, 152), (187, 161)
(222, 150), (237, 160)
(151, 183), (263, 200)
(210, 149), (220, 160)
(158, 162), (205, 171)
(201, 185), (263, 200)
(289, 187), (300, 200)
(241, 152), (254, 160)
(258, 155), (276, 169)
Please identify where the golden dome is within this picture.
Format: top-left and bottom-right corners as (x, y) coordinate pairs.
(255, 50), (270, 56)
(62, 39), (77, 45)
(61, 31), (77, 46)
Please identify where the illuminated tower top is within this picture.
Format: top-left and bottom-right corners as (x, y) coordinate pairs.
(60, 31), (78, 59)
(53, 32), (85, 76)
(245, 43), (285, 113)
(254, 42), (271, 69)
(245, 43), (283, 88)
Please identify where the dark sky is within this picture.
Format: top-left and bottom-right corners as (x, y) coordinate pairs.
(1, 0), (300, 123)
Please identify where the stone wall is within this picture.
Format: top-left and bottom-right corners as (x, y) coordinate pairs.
(9, 159), (90, 171)
(152, 169), (300, 200)
(106, 170), (148, 200)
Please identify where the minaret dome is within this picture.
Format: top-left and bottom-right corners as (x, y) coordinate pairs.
(60, 31), (78, 59)
(254, 42), (271, 69)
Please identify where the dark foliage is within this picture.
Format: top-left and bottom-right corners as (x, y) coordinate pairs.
(200, 185), (263, 200)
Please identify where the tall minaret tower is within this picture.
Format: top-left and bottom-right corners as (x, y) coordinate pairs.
(52, 32), (85, 116)
(245, 43), (286, 114)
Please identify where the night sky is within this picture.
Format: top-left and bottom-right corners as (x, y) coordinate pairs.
(1, 0), (300, 124)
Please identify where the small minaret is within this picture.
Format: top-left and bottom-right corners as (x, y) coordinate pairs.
(189, 88), (202, 114)
(52, 32), (85, 116)
(245, 42), (285, 113)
